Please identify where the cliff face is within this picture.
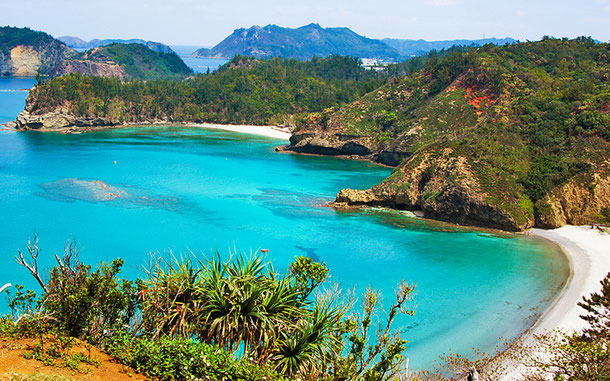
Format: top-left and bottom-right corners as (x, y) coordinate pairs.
(51, 60), (125, 79)
(535, 172), (610, 228)
(0, 28), (73, 77)
(15, 109), (117, 131)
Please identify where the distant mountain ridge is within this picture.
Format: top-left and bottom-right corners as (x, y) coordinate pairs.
(192, 23), (403, 60)
(383, 37), (516, 56)
(58, 36), (175, 54)
(192, 24), (517, 61)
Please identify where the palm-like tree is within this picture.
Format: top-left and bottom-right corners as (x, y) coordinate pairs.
(141, 251), (348, 379)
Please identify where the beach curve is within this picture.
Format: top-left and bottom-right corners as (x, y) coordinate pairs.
(185, 123), (291, 140)
(498, 225), (609, 379)
(529, 226), (609, 335)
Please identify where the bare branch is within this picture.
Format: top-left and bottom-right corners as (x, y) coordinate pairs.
(15, 233), (48, 293)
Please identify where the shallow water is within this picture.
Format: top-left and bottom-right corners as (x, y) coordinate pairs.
(0, 77), (569, 370)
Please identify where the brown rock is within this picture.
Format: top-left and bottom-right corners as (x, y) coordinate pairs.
(535, 172), (610, 228)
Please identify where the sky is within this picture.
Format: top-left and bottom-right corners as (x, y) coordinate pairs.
(1, 0), (609, 46)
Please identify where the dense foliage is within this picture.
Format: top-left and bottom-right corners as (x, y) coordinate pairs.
(5, 239), (415, 380)
(105, 331), (288, 380)
(27, 55), (384, 125)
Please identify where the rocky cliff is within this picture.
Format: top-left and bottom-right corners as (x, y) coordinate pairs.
(15, 109), (117, 131)
(1, 27), (191, 80)
(0, 27), (73, 77)
(535, 171), (610, 228)
(333, 149), (534, 231)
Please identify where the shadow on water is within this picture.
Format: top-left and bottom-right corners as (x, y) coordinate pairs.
(37, 177), (220, 225)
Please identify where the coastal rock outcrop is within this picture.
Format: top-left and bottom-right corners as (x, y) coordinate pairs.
(15, 110), (117, 131)
(286, 130), (409, 166)
(332, 149), (532, 231)
(535, 172), (610, 228)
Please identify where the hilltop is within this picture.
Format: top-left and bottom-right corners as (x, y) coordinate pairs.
(192, 23), (403, 60)
(0, 26), (192, 79)
(383, 37), (516, 56)
(287, 37), (610, 230)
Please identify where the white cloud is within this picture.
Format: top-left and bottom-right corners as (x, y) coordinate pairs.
(424, 0), (459, 6)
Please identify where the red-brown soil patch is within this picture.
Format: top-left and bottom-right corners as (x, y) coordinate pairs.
(0, 336), (146, 380)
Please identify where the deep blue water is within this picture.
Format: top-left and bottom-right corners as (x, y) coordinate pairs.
(0, 77), (568, 370)
(170, 45), (229, 73)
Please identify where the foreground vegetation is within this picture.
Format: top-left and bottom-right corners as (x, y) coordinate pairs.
(4, 236), (414, 380)
(2, 237), (610, 380)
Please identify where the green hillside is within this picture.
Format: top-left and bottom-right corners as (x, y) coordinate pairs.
(292, 37), (609, 230)
(82, 43), (192, 80)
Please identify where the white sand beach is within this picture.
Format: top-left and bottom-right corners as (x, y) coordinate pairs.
(186, 123), (291, 140)
(499, 225), (609, 379)
(530, 225), (610, 335)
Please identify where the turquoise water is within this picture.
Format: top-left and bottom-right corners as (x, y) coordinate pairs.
(0, 77), (568, 370)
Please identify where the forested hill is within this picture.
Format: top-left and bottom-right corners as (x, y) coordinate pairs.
(0, 26), (192, 79)
(192, 23), (403, 60)
(17, 55), (384, 127)
(290, 37), (610, 230)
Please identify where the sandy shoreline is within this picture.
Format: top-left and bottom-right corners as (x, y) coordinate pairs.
(1, 121), (292, 140)
(498, 225), (609, 379)
(184, 122), (291, 140)
(529, 226), (609, 335)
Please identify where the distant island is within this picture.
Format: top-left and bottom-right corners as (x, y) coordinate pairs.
(0, 26), (192, 80)
(191, 23), (515, 61)
(58, 35), (175, 54)
(15, 37), (609, 231)
(192, 23), (403, 60)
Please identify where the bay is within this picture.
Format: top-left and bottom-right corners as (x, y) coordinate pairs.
(0, 77), (568, 370)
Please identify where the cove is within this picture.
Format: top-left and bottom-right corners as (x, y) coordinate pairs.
(0, 78), (569, 370)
